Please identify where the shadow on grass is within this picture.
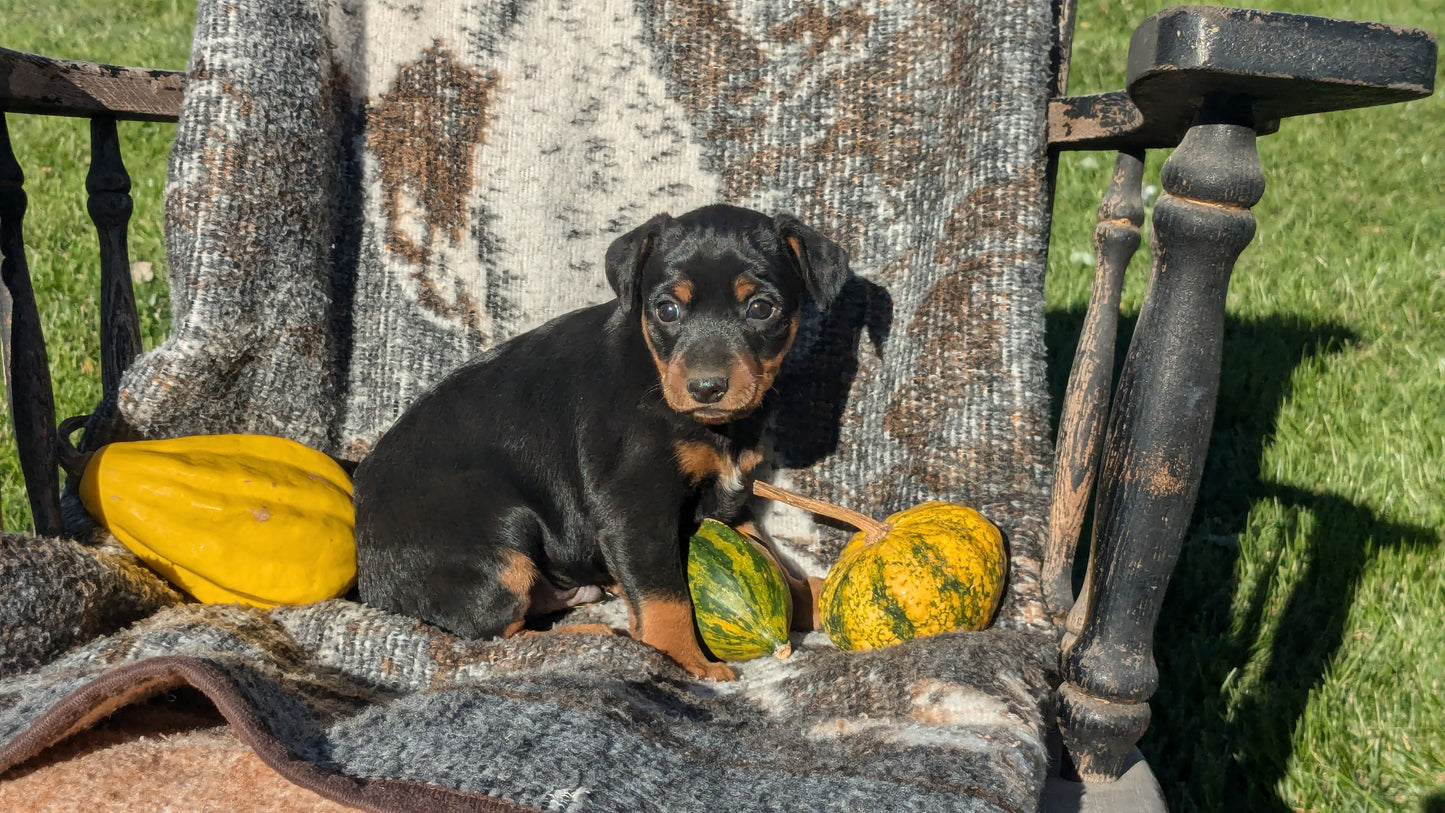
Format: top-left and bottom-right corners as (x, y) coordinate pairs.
(1046, 306), (1442, 812)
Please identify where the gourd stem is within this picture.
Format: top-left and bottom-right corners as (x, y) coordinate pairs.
(751, 480), (891, 546)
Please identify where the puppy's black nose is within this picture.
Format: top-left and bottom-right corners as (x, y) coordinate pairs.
(687, 376), (729, 404)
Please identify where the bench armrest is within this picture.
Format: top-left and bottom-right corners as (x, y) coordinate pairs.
(0, 46), (183, 122)
(1049, 6), (1436, 151)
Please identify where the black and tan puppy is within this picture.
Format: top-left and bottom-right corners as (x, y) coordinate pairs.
(354, 205), (847, 680)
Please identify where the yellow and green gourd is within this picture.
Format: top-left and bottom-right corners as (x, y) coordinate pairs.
(68, 431), (357, 608)
(819, 501), (1006, 651)
(752, 481), (1006, 652)
(687, 519), (793, 661)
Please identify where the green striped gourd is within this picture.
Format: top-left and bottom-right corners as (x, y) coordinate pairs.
(687, 519), (793, 661)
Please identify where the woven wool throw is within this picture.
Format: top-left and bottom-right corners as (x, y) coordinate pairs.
(2, 0), (1064, 809)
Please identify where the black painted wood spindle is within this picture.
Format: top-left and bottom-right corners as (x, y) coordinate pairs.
(0, 113), (63, 535)
(87, 116), (143, 400)
(1045, 148), (1145, 619)
(1058, 97), (1265, 780)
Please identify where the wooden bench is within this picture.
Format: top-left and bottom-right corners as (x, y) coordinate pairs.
(1, 3), (1436, 798)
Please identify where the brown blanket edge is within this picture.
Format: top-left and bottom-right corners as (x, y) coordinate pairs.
(0, 655), (533, 813)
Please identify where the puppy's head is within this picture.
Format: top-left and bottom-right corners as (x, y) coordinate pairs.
(606, 205), (848, 424)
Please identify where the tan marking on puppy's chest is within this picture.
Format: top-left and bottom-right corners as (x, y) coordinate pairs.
(673, 440), (750, 491)
(674, 440), (725, 483)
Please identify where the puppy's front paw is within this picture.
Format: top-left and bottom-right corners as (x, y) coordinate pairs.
(633, 596), (738, 680)
(689, 659), (737, 681)
(649, 637), (737, 681)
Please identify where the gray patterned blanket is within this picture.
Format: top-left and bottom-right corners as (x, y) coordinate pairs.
(1, 0), (1062, 809)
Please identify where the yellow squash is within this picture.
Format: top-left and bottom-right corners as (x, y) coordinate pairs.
(77, 433), (356, 608)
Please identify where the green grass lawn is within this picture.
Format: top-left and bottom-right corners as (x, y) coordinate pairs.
(3, 0), (1443, 809)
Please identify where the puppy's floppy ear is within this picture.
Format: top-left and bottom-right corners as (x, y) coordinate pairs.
(773, 213), (849, 310)
(606, 213), (672, 318)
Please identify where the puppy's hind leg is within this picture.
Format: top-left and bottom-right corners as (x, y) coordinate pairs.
(487, 556), (621, 637)
(525, 580), (618, 636)
(495, 551), (540, 638)
(411, 549), (537, 640)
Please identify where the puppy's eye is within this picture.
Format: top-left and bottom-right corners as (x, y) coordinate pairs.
(746, 300), (776, 320)
(655, 301), (681, 323)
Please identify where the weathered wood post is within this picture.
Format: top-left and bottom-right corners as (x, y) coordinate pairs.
(0, 113), (62, 535)
(87, 116), (143, 400)
(1057, 95), (1265, 779)
(1045, 148), (1145, 619)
